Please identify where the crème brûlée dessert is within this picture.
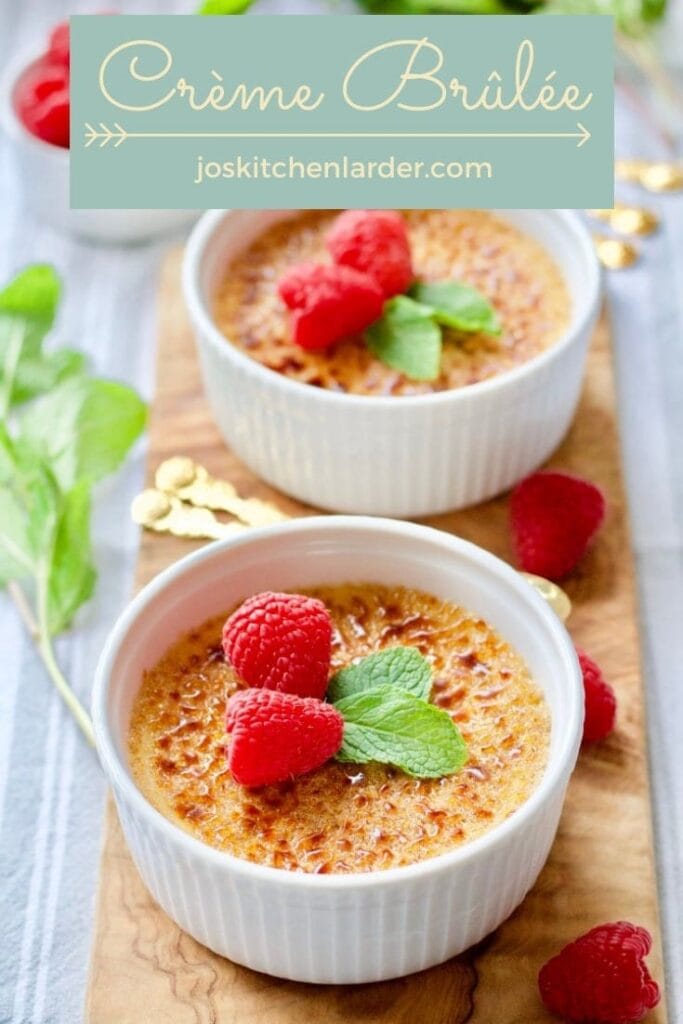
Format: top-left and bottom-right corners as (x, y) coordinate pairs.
(128, 583), (550, 874)
(213, 209), (571, 397)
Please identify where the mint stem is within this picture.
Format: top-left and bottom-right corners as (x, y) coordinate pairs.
(0, 323), (24, 418)
(8, 579), (95, 748)
(7, 580), (39, 639)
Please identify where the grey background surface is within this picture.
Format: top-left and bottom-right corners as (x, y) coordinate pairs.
(0, 2), (681, 1022)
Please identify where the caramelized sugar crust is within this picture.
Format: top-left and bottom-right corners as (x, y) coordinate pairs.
(128, 584), (550, 873)
(213, 210), (570, 396)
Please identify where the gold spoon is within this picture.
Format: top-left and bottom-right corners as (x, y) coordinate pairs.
(155, 457), (288, 527)
(593, 234), (639, 270)
(520, 573), (572, 622)
(615, 158), (651, 184)
(131, 488), (572, 621)
(131, 489), (247, 541)
(639, 162), (683, 193)
(587, 203), (659, 237)
(615, 158), (683, 193)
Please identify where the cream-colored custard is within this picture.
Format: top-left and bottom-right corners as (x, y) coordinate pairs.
(128, 583), (550, 874)
(213, 210), (570, 397)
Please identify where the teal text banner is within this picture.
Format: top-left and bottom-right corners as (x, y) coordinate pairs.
(70, 14), (614, 209)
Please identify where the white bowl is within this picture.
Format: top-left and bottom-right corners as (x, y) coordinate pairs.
(0, 52), (198, 245)
(92, 516), (583, 984)
(183, 209), (601, 517)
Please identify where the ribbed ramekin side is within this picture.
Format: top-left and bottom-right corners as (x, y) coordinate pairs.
(112, 764), (571, 984)
(193, 313), (593, 518)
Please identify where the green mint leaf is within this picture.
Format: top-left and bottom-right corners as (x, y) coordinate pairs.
(0, 423), (18, 482)
(542, 0), (664, 37)
(328, 647), (432, 703)
(19, 375), (148, 490)
(1, 423), (95, 631)
(197, 0), (253, 12)
(0, 488), (34, 584)
(411, 281), (502, 337)
(0, 428), (61, 586)
(0, 427), (58, 553)
(0, 265), (65, 411)
(335, 685), (468, 778)
(0, 265), (60, 344)
(12, 348), (86, 405)
(46, 481), (97, 635)
(365, 295), (442, 382)
(19, 455), (61, 562)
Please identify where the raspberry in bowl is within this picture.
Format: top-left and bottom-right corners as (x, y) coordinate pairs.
(217, 210), (570, 396)
(128, 581), (550, 873)
(0, 16), (197, 243)
(183, 209), (601, 516)
(93, 517), (583, 982)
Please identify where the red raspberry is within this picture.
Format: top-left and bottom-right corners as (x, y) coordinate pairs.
(223, 591), (333, 699)
(510, 471), (606, 581)
(326, 209), (413, 299)
(278, 263), (383, 351)
(578, 649), (617, 743)
(47, 21), (70, 67)
(539, 922), (660, 1023)
(17, 62), (68, 103)
(15, 62), (70, 148)
(226, 688), (344, 787)
(26, 90), (70, 148)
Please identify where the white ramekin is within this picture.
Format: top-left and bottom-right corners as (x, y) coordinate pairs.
(0, 52), (198, 245)
(183, 209), (601, 518)
(93, 516), (583, 984)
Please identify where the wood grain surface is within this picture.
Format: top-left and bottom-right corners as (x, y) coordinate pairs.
(85, 251), (667, 1024)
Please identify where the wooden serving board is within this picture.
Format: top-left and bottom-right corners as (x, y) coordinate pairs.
(86, 252), (667, 1024)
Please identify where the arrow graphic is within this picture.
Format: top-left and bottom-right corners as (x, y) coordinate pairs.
(84, 122), (128, 148)
(84, 122), (591, 149)
(575, 122), (591, 148)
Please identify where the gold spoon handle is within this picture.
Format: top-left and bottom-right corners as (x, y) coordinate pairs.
(593, 233), (639, 270)
(131, 490), (247, 541)
(615, 158), (683, 192)
(132, 488), (572, 620)
(155, 457), (288, 526)
(587, 203), (659, 237)
(519, 573), (572, 622)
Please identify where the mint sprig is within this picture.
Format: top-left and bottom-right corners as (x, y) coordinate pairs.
(411, 281), (502, 337)
(0, 265), (147, 745)
(328, 646), (432, 702)
(19, 375), (148, 491)
(364, 279), (501, 383)
(0, 265), (85, 413)
(328, 645), (468, 779)
(365, 296), (442, 382)
(335, 685), (468, 778)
